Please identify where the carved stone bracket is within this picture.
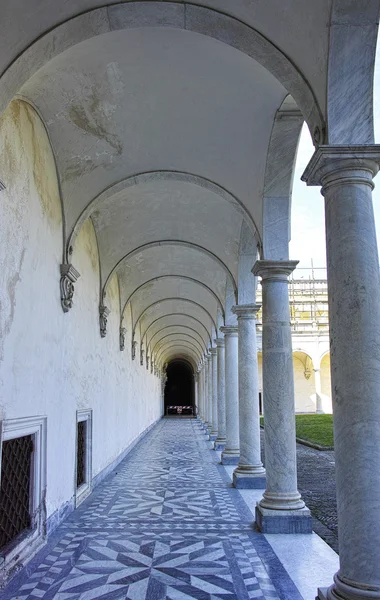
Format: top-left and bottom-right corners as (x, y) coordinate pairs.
(119, 327), (126, 351)
(99, 305), (110, 338)
(60, 264), (80, 313)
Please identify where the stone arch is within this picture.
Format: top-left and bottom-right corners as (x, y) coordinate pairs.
(262, 95), (304, 260)
(0, 3), (323, 136)
(326, 0), (380, 144)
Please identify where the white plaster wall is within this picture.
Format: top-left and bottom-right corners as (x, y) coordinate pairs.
(0, 100), (161, 522)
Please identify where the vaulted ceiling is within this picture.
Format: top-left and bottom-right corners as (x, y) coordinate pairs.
(2, 0), (377, 368)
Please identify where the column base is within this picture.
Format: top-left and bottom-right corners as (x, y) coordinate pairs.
(255, 503), (312, 534)
(209, 433), (217, 441)
(233, 468), (266, 489)
(318, 573), (380, 600)
(221, 449), (240, 465)
(214, 438), (226, 451)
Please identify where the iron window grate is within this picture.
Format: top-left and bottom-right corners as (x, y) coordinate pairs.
(77, 421), (86, 488)
(0, 435), (33, 551)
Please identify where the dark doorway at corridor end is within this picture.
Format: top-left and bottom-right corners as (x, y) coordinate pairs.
(164, 360), (194, 416)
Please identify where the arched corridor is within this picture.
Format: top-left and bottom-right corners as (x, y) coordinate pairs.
(1, 3), (380, 600)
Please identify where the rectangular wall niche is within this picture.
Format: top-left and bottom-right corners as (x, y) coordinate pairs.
(75, 410), (92, 506)
(0, 416), (47, 575)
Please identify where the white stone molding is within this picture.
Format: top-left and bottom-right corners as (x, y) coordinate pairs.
(60, 264), (80, 313)
(99, 305), (110, 338)
(0, 415), (47, 577)
(75, 409), (93, 507)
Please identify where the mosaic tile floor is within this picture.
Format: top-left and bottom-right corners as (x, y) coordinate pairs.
(2, 419), (304, 600)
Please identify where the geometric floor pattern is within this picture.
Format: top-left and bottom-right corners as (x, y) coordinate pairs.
(2, 419), (303, 600)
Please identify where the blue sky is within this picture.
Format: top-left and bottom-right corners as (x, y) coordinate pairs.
(289, 45), (380, 277)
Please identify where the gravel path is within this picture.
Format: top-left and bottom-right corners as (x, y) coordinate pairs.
(261, 431), (339, 553)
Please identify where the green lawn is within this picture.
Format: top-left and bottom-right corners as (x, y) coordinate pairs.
(260, 414), (334, 448)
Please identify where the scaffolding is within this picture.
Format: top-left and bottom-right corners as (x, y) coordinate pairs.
(256, 265), (329, 335)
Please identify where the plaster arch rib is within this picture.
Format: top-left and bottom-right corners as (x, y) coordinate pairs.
(132, 298), (217, 339)
(148, 325), (207, 353)
(121, 275), (225, 321)
(0, 3), (323, 135)
(110, 240), (237, 306)
(142, 313), (212, 346)
(67, 171), (258, 260)
(152, 332), (205, 357)
(156, 341), (202, 364)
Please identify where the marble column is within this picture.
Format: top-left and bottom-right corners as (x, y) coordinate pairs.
(201, 360), (208, 429)
(314, 368), (323, 413)
(194, 371), (199, 418)
(214, 338), (226, 451)
(207, 354), (213, 436)
(252, 260), (311, 533)
(232, 304), (266, 488)
(210, 348), (218, 440)
(303, 146), (380, 600)
(220, 326), (240, 465)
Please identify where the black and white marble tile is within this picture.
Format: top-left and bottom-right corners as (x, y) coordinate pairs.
(2, 419), (303, 600)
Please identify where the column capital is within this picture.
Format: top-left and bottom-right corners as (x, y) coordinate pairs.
(301, 145), (380, 190)
(210, 347), (217, 356)
(214, 337), (225, 348)
(220, 325), (238, 337)
(252, 260), (299, 280)
(232, 304), (261, 319)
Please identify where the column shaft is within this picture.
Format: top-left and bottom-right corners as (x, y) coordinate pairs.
(232, 304), (265, 488)
(210, 349), (218, 440)
(214, 338), (226, 450)
(220, 327), (239, 465)
(253, 260), (311, 533)
(207, 356), (213, 434)
(303, 146), (380, 600)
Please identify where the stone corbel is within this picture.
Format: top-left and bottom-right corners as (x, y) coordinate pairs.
(146, 355), (150, 370)
(132, 338), (137, 360)
(60, 264), (80, 313)
(151, 359), (154, 374)
(99, 305), (110, 338)
(119, 326), (126, 351)
(140, 343), (144, 366)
